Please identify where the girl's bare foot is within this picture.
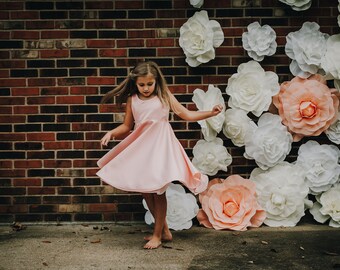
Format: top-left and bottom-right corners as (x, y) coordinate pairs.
(144, 229), (172, 242)
(143, 237), (162, 249)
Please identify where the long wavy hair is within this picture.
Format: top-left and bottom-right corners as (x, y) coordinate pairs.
(101, 61), (173, 109)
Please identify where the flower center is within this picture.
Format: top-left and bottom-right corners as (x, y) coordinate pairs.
(299, 101), (317, 118)
(223, 201), (239, 217)
(271, 194), (286, 205)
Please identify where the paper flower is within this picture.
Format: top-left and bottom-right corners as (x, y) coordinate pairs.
(279, 0), (312, 11)
(226, 61), (280, 117)
(192, 84), (225, 141)
(321, 34), (340, 80)
(179, 10), (224, 67)
(197, 176), (266, 231)
(143, 183), (199, 231)
(296, 140), (340, 195)
(192, 138), (232, 176)
(190, 0), (204, 8)
(242, 21), (277, 61)
(325, 113), (340, 144)
(250, 162), (312, 227)
(223, 108), (257, 147)
(310, 183), (340, 228)
(285, 22), (329, 79)
(244, 113), (293, 170)
(272, 74), (339, 142)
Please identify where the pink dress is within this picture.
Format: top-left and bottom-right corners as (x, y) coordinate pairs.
(96, 94), (208, 195)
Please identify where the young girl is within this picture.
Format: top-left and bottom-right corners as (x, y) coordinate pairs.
(96, 61), (223, 249)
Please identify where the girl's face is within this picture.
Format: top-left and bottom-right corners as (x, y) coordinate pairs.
(136, 74), (156, 99)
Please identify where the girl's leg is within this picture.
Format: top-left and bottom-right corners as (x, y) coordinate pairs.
(142, 193), (172, 242)
(143, 193), (169, 249)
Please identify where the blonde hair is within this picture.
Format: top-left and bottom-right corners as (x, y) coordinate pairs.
(101, 61), (172, 109)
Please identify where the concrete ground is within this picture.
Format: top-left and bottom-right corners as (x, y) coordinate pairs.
(0, 222), (339, 270)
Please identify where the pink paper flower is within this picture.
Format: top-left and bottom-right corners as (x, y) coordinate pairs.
(197, 176), (266, 231)
(273, 74), (339, 141)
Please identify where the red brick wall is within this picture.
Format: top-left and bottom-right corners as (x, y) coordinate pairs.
(0, 0), (339, 223)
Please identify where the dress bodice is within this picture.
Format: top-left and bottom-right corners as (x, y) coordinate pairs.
(131, 94), (169, 126)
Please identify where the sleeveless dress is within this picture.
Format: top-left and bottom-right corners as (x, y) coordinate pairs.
(96, 94), (208, 195)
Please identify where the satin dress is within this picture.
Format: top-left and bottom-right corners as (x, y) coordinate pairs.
(96, 94), (208, 195)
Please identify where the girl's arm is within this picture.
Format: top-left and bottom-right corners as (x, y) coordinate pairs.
(100, 97), (134, 146)
(170, 93), (223, 122)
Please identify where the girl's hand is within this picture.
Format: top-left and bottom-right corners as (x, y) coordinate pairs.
(211, 104), (224, 116)
(100, 131), (114, 146)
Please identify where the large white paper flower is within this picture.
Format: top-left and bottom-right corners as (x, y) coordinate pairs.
(250, 162), (312, 227)
(285, 22), (329, 79)
(192, 84), (225, 141)
(190, 0), (204, 8)
(310, 183), (340, 228)
(244, 113), (293, 170)
(279, 0), (312, 11)
(321, 34), (340, 80)
(225, 61), (280, 117)
(296, 140), (340, 195)
(242, 21), (277, 61)
(143, 183), (199, 231)
(325, 112), (340, 144)
(192, 138), (232, 176)
(223, 108), (257, 147)
(179, 10), (224, 67)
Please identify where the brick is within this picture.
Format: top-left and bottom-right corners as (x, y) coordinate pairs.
(40, 50), (69, 58)
(27, 132), (55, 141)
(41, 31), (69, 39)
(30, 205), (57, 213)
(59, 204), (86, 213)
(0, 205), (28, 213)
(56, 39), (86, 49)
(44, 160), (72, 168)
(13, 178), (41, 186)
(56, 96), (84, 104)
(56, 169), (84, 177)
(27, 96), (55, 104)
(14, 161), (43, 169)
(43, 178), (71, 186)
(85, 21), (114, 29)
(99, 49), (127, 57)
(87, 77), (116, 85)
(43, 196), (71, 204)
(88, 203), (117, 212)
(44, 141), (72, 150)
(27, 78), (56, 87)
(13, 196), (41, 204)
(58, 187), (85, 195)
(27, 187), (55, 195)
(14, 105), (39, 114)
(11, 31), (39, 39)
(87, 40), (115, 48)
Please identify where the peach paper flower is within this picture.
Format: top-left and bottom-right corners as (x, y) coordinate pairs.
(273, 74), (339, 141)
(197, 176), (266, 231)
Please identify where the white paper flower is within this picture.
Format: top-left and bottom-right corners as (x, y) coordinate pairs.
(244, 113), (293, 170)
(179, 10), (224, 67)
(143, 183), (199, 231)
(250, 162), (312, 227)
(242, 21), (277, 62)
(296, 140), (340, 195)
(325, 112), (340, 144)
(192, 84), (225, 141)
(223, 108), (257, 147)
(279, 0), (312, 11)
(310, 183), (340, 228)
(285, 22), (329, 79)
(226, 61), (280, 117)
(190, 0), (204, 8)
(192, 138), (232, 176)
(321, 34), (340, 80)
